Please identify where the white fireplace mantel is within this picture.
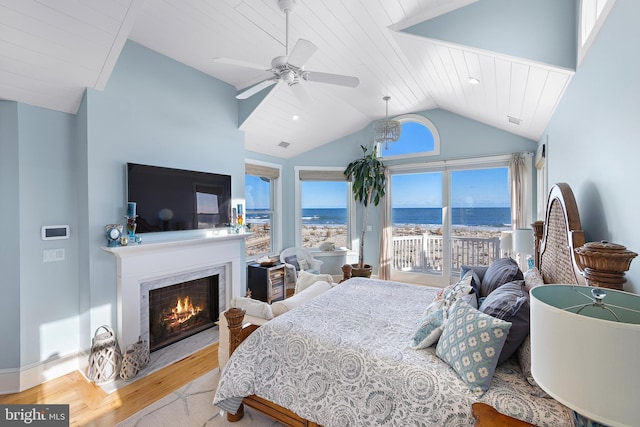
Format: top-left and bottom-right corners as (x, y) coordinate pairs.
(103, 232), (247, 347)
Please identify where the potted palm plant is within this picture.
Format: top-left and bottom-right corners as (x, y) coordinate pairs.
(344, 145), (386, 277)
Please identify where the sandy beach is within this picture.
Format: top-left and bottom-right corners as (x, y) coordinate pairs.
(246, 223), (506, 260)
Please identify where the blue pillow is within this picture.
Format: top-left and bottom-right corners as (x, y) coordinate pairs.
(436, 298), (511, 396)
(479, 257), (523, 297)
(479, 280), (529, 364)
(284, 255), (300, 270)
(410, 309), (444, 349)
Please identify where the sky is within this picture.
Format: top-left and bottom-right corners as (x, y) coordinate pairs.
(247, 121), (511, 210)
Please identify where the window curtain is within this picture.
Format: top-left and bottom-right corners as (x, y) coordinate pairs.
(535, 143), (547, 220)
(378, 167), (392, 280)
(509, 153), (527, 229)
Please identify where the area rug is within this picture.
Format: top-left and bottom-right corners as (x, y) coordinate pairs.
(115, 368), (283, 426)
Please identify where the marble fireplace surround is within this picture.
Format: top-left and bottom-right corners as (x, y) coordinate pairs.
(104, 232), (245, 349)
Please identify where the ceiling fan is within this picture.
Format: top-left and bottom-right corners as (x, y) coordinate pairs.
(214, 0), (360, 100)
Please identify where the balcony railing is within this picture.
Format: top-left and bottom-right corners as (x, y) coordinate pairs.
(392, 234), (501, 274)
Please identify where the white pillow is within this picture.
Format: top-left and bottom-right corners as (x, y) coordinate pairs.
(295, 270), (334, 294)
(231, 297), (274, 320)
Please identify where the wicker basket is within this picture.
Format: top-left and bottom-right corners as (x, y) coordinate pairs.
(87, 325), (122, 384)
(119, 344), (140, 381)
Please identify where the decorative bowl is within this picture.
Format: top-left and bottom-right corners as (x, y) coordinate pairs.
(258, 257), (278, 267)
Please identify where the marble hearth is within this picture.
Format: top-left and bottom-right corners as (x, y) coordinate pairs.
(104, 232), (246, 349)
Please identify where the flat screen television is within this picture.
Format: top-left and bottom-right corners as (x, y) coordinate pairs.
(127, 163), (232, 233)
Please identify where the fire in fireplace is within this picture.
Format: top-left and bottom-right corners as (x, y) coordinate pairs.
(148, 275), (218, 352)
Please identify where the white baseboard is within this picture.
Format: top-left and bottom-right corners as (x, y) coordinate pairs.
(0, 351), (81, 395)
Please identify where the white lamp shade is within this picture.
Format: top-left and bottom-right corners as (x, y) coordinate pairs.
(500, 231), (512, 252)
(530, 285), (640, 426)
(512, 228), (534, 255)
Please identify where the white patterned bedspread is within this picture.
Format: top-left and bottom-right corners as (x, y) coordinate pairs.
(214, 278), (571, 426)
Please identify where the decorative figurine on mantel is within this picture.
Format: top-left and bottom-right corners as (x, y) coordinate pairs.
(105, 224), (123, 247)
(125, 201), (140, 243)
(235, 203), (245, 234)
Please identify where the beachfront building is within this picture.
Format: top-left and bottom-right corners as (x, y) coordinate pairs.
(2, 0), (638, 397)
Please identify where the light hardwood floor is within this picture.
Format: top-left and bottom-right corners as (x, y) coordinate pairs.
(0, 342), (219, 427)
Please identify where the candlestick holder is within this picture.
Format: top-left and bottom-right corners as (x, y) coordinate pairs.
(125, 215), (138, 238)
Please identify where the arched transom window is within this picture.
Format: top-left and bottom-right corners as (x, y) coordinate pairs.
(377, 114), (440, 159)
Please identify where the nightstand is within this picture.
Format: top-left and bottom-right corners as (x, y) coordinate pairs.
(247, 263), (285, 303)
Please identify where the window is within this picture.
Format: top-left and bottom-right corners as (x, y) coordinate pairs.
(295, 168), (354, 250)
(245, 162), (280, 258)
(378, 114), (440, 159)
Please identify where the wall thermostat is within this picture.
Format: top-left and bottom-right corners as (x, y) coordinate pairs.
(41, 225), (70, 240)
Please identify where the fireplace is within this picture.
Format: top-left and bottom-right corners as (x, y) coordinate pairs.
(104, 232), (245, 357)
(148, 275), (218, 352)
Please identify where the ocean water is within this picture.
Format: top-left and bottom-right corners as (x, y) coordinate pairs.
(248, 207), (511, 228)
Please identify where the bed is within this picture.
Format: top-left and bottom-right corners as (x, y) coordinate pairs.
(214, 183), (587, 426)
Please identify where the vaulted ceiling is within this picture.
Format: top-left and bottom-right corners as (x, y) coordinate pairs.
(0, 0), (602, 159)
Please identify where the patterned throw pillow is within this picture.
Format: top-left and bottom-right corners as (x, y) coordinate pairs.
(410, 309), (445, 349)
(424, 274), (475, 316)
(479, 257), (524, 297)
(436, 298), (512, 396)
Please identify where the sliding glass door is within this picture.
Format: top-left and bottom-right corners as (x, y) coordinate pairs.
(389, 163), (510, 286)
(450, 168), (510, 273)
(390, 171), (449, 286)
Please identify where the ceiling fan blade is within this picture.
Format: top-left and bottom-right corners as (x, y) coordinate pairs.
(287, 39), (318, 69)
(303, 71), (360, 88)
(213, 57), (268, 72)
(290, 82), (313, 104)
(236, 79), (278, 99)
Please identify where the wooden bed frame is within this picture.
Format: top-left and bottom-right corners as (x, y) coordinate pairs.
(223, 182), (588, 426)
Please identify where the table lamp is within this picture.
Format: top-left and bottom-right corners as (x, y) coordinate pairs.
(500, 231), (513, 258)
(512, 228), (534, 270)
(530, 285), (640, 426)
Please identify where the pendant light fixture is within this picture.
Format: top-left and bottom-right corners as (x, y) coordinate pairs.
(373, 96), (401, 149)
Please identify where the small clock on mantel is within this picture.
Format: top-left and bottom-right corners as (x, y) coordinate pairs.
(105, 224), (123, 247)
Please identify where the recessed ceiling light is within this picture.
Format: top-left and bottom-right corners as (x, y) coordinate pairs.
(469, 77), (480, 85)
(508, 116), (522, 125)
(292, 114), (299, 121)
(279, 141), (290, 148)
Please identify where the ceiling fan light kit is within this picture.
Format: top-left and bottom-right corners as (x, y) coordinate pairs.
(216, 0), (359, 100)
(374, 96), (401, 149)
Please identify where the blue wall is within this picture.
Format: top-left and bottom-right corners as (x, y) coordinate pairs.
(541, 0), (640, 293)
(404, 0), (577, 69)
(0, 101), (78, 376)
(80, 41), (246, 350)
(0, 102), (21, 378)
(0, 41), (246, 385)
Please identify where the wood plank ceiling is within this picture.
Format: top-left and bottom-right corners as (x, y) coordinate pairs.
(0, 0), (586, 158)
